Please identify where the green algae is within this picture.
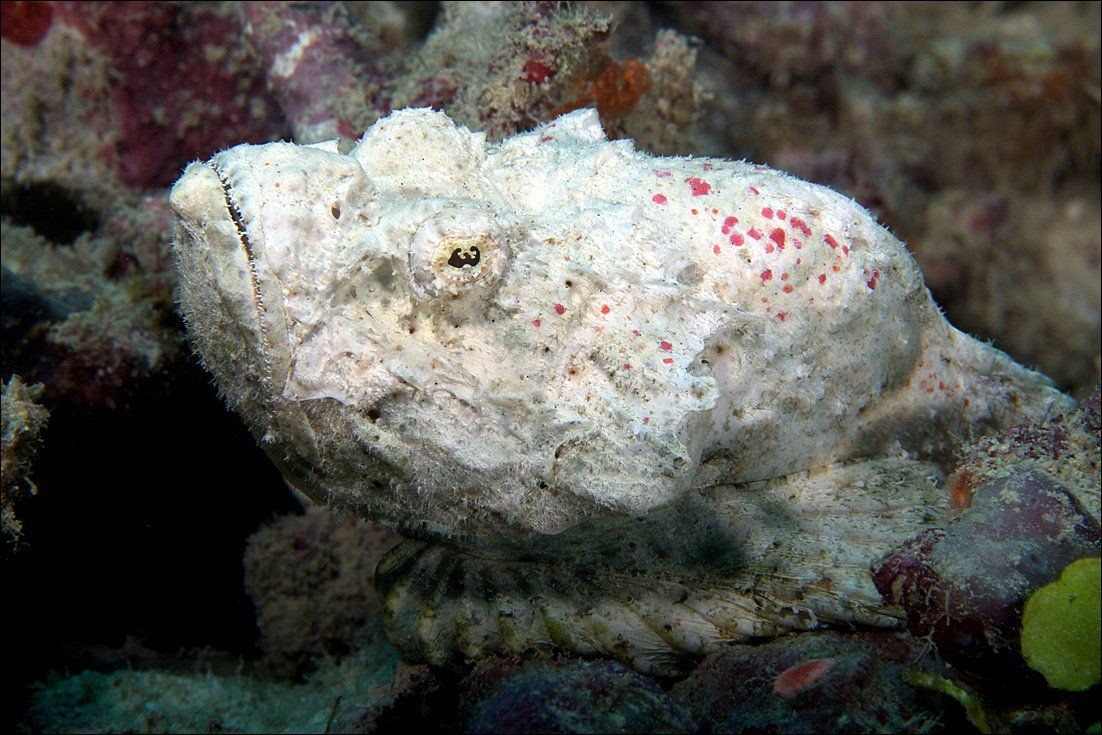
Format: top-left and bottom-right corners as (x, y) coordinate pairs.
(1020, 556), (1101, 692)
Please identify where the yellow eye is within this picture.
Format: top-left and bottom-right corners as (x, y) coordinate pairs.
(410, 207), (508, 300)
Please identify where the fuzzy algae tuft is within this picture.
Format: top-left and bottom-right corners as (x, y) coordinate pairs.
(1021, 556), (1101, 691)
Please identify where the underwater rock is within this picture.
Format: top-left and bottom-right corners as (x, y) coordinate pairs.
(244, 509), (399, 678)
(0, 206), (180, 408)
(1, 375), (49, 544)
(170, 105), (1073, 675)
(459, 656), (696, 734)
(670, 631), (944, 734)
(242, 1), (392, 144)
(873, 392), (1101, 675)
(1, 1), (286, 205)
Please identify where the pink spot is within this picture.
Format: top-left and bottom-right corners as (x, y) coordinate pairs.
(842, 245), (849, 255)
(654, 169), (671, 178)
(783, 284), (793, 293)
(523, 59), (554, 84)
(691, 208), (699, 215)
(702, 162), (715, 171)
(659, 340), (673, 352)
(642, 416), (650, 424)
(729, 232), (745, 246)
(554, 303), (566, 314)
(762, 207), (774, 219)
(824, 234), (839, 250)
(832, 264), (841, 273)
(789, 217), (812, 237)
(866, 269), (880, 290)
(723, 216), (738, 228)
(773, 659), (836, 700)
(652, 194), (667, 205)
(713, 244), (721, 255)
(748, 228), (762, 240)
(780, 272), (789, 280)
(632, 329), (640, 336)
(540, 135), (553, 142)
(685, 177), (712, 196)
(532, 319), (541, 327)
(749, 186), (760, 195)
(776, 312), (787, 321)
(793, 240), (803, 249)
(769, 228), (785, 249)
(760, 269), (773, 283)
(600, 304), (610, 314)
(662, 357), (674, 364)
(818, 273), (827, 285)
(622, 363), (632, 370)
(777, 210), (787, 220)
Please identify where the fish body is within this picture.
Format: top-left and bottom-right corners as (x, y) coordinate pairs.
(171, 108), (1067, 673)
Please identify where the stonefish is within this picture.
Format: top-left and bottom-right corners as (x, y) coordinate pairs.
(172, 108), (1067, 675)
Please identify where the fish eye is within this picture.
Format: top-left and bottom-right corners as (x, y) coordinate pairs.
(447, 244), (481, 269)
(409, 207), (508, 300)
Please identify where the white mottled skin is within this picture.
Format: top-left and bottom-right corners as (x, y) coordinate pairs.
(172, 109), (1070, 673)
(172, 107), (1063, 539)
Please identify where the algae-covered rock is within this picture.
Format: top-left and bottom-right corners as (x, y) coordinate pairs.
(1021, 556), (1102, 691)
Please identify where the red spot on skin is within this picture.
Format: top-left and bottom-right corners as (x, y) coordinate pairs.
(600, 304), (610, 314)
(554, 303), (566, 314)
(776, 312), (787, 321)
(713, 244), (721, 255)
(523, 59), (554, 84)
(842, 245), (849, 255)
(793, 240), (803, 249)
(702, 162), (714, 171)
(685, 177), (711, 196)
(795, 258), (801, 265)
(773, 659), (835, 699)
(824, 234), (839, 250)
(632, 329), (640, 336)
(1, 1), (53, 46)
(540, 135), (553, 142)
(762, 207), (774, 219)
(622, 363), (632, 370)
(789, 217), (811, 237)
(659, 340), (673, 351)
(760, 269), (773, 283)
(777, 210), (786, 220)
(662, 357), (674, 364)
(866, 269), (880, 290)
(749, 186), (760, 195)
(748, 228), (762, 240)
(783, 284), (793, 293)
(730, 232), (745, 246)
(818, 273), (827, 284)
(781, 272), (789, 280)
(654, 169), (671, 178)
(770, 228), (785, 249)
(691, 208), (698, 215)
(765, 244), (775, 254)
(532, 319), (541, 327)
(643, 416), (650, 424)
(832, 264), (841, 272)
(723, 216), (738, 228)
(652, 194), (667, 205)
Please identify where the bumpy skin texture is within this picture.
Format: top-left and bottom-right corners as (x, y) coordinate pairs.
(172, 108), (1068, 673)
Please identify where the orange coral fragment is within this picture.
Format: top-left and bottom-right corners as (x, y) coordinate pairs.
(551, 57), (652, 122)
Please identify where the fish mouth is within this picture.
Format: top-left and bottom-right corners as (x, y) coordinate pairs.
(171, 158), (291, 404)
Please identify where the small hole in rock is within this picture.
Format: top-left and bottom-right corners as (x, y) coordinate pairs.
(1, 182), (99, 245)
